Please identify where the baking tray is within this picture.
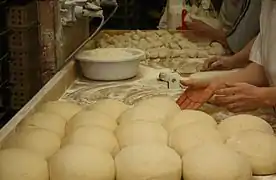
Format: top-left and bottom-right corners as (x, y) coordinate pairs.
(0, 30), (276, 180)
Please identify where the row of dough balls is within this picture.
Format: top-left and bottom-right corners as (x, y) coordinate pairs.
(1, 97), (276, 180)
(94, 30), (225, 59)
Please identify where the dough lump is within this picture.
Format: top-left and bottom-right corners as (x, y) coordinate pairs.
(169, 122), (224, 156)
(18, 112), (66, 138)
(87, 99), (129, 121)
(0, 148), (48, 180)
(49, 145), (115, 180)
(163, 110), (217, 133)
(115, 145), (181, 180)
(182, 143), (252, 180)
(218, 114), (274, 139)
(62, 126), (119, 157)
(226, 130), (276, 175)
(135, 96), (181, 122)
(189, 70), (239, 84)
(3, 128), (60, 159)
(117, 104), (168, 124)
(67, 110), (117, 133)
(37, 101), (82, 121)
(115, 121), (168, 149)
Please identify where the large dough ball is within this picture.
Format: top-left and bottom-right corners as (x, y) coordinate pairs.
(49, 145), (115, 180)
(67, 110), (117, 133)
(169, 122), (224, 156)
(3, 128), (60, 159)
(87, 99), (129, 121)
(37, 101), (82, 121)
(115, 121), (168, 149)
(62, 126), (119, 156)
(115, 145), (182, 180)
(18, 112), (66, 138)
(0, 148), (49, 180)
(117, 104), (168, 124)
(226, 130), (276, 175)
(136, 96), (180, 120)
(163, 110), (217, 133)
(182, 143), (252, 180)
(218, 114), (274, 139)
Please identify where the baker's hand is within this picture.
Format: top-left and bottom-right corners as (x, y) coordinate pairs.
(202, 56), (237, 71)
(176, 79), (225, 110)
(186, 18), (214, 38)
(214, 83), (268, 112)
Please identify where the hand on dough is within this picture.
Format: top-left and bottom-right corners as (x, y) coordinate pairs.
(176, 79), (224, 110)
(214, 83), (270, 112)
(202, 56), (247, 71)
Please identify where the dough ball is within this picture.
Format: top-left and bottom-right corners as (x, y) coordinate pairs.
(115, 145), (182, 180)
(169, 123), (224, 156)
(163, 110), (217, 133)
(135, 96), (181, 121)
(182, 143), (252, 180)
(37, 101), (82, 121)
(0, 148), (49, 180)
(62, 126), (119, 156)
(117, 104), (168, 124)
(218, 114), (274, 139)
(67, 110), (117, 133)
(49, 145), (115, 180)
(115, 121), (168, 149)
(226, 130), (276, 175)
(18, 112), (66, 138)
(87, 99), (129, 121)
(3, 129), (60, 159)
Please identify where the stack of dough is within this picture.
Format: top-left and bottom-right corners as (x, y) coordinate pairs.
(87, 30), (225, 72)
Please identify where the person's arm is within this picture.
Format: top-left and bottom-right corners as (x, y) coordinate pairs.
(228, 37), (256, 67)
(215, 62), (268, 87)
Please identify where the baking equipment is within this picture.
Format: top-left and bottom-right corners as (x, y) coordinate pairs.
(75, 48), (146, 81)
(158, 71), (184, 89)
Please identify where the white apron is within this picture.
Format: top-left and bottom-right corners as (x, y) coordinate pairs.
(249, 0), (276, 86)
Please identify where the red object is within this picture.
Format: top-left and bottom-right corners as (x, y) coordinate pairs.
(181, 9), (188, 30)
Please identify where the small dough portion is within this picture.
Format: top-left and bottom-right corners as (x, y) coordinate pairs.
(18, 112), (66, 138)
(169, 122), (224, 156)
(182, 143), (252, 180)
(87, 99), (129, 121)
(62, 126), (119, 157)
(226, 130), (276, 175)
(135, 96), (181, 121)
(115, 145), (182, 180)
(49, 145), (115, 180)
(0, 148), (49, 180)
(218, 114), (274, 139)
(117, 104), (168, 124)
(66, 110), (117, 133)
(163, 110), (217, 133)
(115, 121), (168, 149)
(3, 129), (60, 159)
(37, 101), (82, 121)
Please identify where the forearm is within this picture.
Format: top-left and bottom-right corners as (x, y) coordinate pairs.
(231, 37), (256, 65)
(217, 62), (268, 87)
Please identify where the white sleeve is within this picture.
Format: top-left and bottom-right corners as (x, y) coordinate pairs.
(249, 33), (262, 65)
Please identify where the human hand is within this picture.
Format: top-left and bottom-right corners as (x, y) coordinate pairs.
(185, 18), (216, 38)
(214, 83), (269, 112)
(202, 56), (237, 71)
(176, 78), (225, 110)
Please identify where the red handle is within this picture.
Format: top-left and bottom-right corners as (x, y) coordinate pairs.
(181, 9), (188, 30)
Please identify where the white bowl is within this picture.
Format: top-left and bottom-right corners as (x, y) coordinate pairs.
(75, 48), (145, 81)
